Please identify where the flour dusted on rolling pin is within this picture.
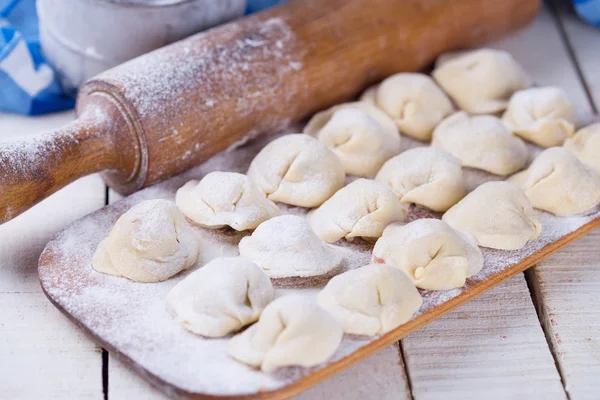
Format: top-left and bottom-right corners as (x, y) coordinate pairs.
(81, 16), (307, 185)
(99, 18), (304, 120)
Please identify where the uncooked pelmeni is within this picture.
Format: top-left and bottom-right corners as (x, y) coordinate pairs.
(228, 295), (343, 371)
(304, 102), (400, 177)
(432, 111), (528, 176)
(432, 48), (531, 114)
(166, 257), (273, 337)
(92, 199), (198, 283)
(175, 172), (279, 231)
(238, 215), (342, 280)
(502, 87), (578, 147)
(442, 181), (542, 250)
(247, 134), (345, 208)
(372, 219), (483, 290)
(360, 73), (454, 141)
(317, 264), (422, 336)
(308, 179), (407, 243)
(375, 147), (466, 212)
(509, 147), (600, 216)
(564, 123), (600, 175)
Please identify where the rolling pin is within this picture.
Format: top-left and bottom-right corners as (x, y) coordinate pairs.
(0, 0), (540, 224)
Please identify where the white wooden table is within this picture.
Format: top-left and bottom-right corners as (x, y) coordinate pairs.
(1, 2), (599, 398)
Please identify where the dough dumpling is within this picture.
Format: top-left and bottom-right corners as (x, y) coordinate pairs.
(432, 111), (528, 176)
(304, 102), (400, 177)
(247, 134), (345, 208)
(372, 219), (483, 290)
(228, 295), (343, 371)
(375, 147), (466, 212)
(432, 48), (531, 114)
(175, 172), (279, 231)
(92, 199), (198, 282)
(166, 257), (273, 337)
(564, 123), (600, 175)
(238, 215), (343, 279)
(509, 147), (600, 216)
(360, 73), (454, 141)
(317, 264), (422, 336)
(502, 87), (578, 147)
(442, 181), (542, 250)
(308, 179), (407, 243)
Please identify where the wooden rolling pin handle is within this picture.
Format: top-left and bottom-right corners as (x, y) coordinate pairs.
(0, 93), (140, 224)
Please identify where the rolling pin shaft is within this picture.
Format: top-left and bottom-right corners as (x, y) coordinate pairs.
(0, 0), (541, 224)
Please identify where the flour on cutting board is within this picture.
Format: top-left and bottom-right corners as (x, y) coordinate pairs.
(39, 131), (600, 397)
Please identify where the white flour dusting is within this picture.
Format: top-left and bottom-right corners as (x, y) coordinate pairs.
(39, 131), (600, 397)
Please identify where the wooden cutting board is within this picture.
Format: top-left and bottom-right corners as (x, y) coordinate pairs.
(38, 131), (600, 399)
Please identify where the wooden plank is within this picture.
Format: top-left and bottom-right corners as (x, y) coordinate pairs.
(532, 3), (600, 398)
(0, 111), (106, 400)
(399, 5), (589, 399)
(529, 231), (600, 400)
(108, 345), (411, 400)
(106, 190), (413, 399)
(402, 275), (566, 399)
(549, 0), (600, 112)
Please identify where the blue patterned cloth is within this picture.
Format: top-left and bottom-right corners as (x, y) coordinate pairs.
(574, 0), (600, 26)
(246, 0), (288, 14)
(0, 0), (74, 115)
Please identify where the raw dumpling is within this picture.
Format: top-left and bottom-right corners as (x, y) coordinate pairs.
(442, 181), (542, 250)
(166, 257), (273, 337)
(375, 147), (466, 212)
(304, 102), (400, 177)
(564, 123), (600, 175)
(308, 179), (407, 243)
(247, 134), (345, 208)
(92, 199), (198, 282)
(175, 172), (279, 231)
(432, 111), (528, 176)
(238, 215), (343, 280)
(432, 48), (531, 114)
(228, 295), (343, 371)
(317, 264), (422, 336)
(509, 147), (600, 216)
(372, 219), (483, 290)
(360, 73), (454, 141)
(502, 87), (578, 147)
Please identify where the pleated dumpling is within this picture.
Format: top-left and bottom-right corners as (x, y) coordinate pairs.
(175, 172), (279, 231)
(92, 199), (198, 283)
(317, 264), (422, 336)
(372, 219), (483, 290)
(247, 134), (345, 208)
(238, 215), (343, 280)
(442, 181), (542, 250)
(375, 147), (466, 212)
(502, 87), (578, 147)
(228, 295), (343, 371)
(304, 102), (400, 177)
(360, 73), (454, 141)
(564, 123), (600, 175)
(432, 111), (528, 176)
(509, 147), (600, 216)
(432, 48), (531, 114)
(166, 257), (273, 337)
(308, 179), (407, 243)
